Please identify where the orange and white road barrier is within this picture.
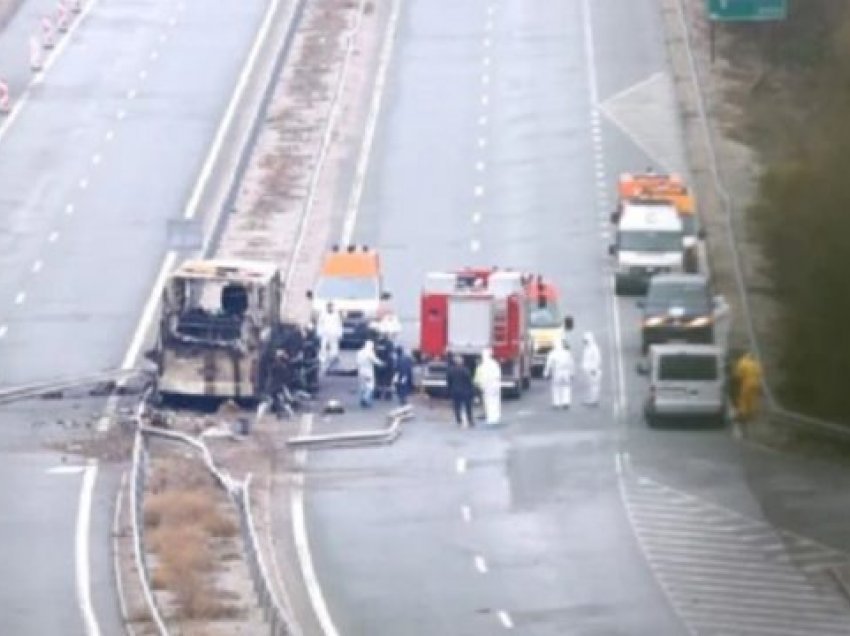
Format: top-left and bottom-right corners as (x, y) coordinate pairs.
(41, 15), (56, 49)
(0, 80), (11, 115)
(56, 2), (71, 33)
(30, 35), (44, 71)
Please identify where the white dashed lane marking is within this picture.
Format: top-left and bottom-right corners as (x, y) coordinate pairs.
(79, 178), (88, 190)
(65, 203), (74, 215)
(623, 474), (850, 635)
(116, 109), (126, 120)
(0, 325), (7, 338)
(497, 610), (514, 629)
(14, 292), (25, 305)
(461, 505), (472, 523)
(455, 457), (468, 474)
(48, 231), (59, 243)
(474, 555), (488, 574)
(105, 130), (114, 142)
(32, 260), (42, 273)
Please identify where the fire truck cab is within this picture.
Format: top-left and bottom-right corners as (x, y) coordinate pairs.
(418, 268), (532, 398)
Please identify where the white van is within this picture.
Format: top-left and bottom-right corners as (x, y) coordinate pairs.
(643, 343), (728, 428)
(611, 202), (685, 295)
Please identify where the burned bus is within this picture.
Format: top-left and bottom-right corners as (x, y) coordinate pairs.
(152, 259), (282, 401)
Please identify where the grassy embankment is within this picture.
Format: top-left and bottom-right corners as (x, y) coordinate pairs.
(729, 2), (850, 421)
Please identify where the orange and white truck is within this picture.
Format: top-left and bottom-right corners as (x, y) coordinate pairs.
(615, 171), (702, 273)
(307, 245), (392, 347)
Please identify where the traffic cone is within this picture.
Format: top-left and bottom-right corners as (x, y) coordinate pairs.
(29, 35), (43, 71)
(0, 80), (11, 115)
(56, 2), (70, 33)
(41, 15), (56, 49)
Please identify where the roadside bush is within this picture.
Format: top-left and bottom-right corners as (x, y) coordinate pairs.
(747, 2), (850, 420)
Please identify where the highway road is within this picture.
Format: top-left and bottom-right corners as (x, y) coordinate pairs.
(295, 0), (850, 634)
(0, 0), (271, 632)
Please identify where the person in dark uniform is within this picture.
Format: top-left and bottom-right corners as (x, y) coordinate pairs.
(446, 353), (475, 428)
(266, 350), (292, 419)
(374, 332), (396, 400)
(393, 346), (414, 406)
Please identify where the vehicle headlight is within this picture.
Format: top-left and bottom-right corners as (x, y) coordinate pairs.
(688, 315), (713, 328)
(643, 316), (665, 328)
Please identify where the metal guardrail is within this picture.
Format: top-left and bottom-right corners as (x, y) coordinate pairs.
(0, 368), (146, 405)
(129, 402), (169, 635)
(286, 405), (413, 449)
(671, 0), (850, 440)
(136, 422), (297, 635)
(238, 474), (296, 636)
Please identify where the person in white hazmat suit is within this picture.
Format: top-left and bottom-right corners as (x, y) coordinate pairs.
(544, 339), (574, 409)
(475, 348), (502, 425)
(581, 332), (602, 406)
(356, 340), (383, 408)
(316, 301), (343, 373)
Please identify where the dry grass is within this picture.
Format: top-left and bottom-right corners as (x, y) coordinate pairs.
(143, 457), (241, 620)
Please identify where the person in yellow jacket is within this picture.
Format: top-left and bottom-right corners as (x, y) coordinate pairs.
(734, 352), (762, 422)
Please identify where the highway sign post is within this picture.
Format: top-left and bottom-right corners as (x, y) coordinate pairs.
(707, 0), (788, 22)
(706, 0), (788, 62)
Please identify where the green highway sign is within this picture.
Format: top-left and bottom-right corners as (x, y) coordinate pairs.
(707, 0), (788, 22)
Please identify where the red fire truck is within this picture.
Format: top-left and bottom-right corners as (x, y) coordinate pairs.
(418, 268), (533, 398)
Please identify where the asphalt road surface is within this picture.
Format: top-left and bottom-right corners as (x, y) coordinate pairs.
(0, 0), (269, 632)
(297, 0), (850, 634)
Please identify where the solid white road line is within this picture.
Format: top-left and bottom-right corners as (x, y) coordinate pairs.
(121, 0), (286, 371)
(76, 462), (101, 636)
(292, 415), (342, 636)
(340, 0), (403, 245)
(120, 251), (176, 370)
(47, 465), (86, 474)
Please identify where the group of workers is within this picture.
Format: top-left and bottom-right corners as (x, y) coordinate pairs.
(315, 301), (413, 408)
(311, 299), (764, 425)
(313, 300), (607, 423)
(444, 332), (603, 428)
